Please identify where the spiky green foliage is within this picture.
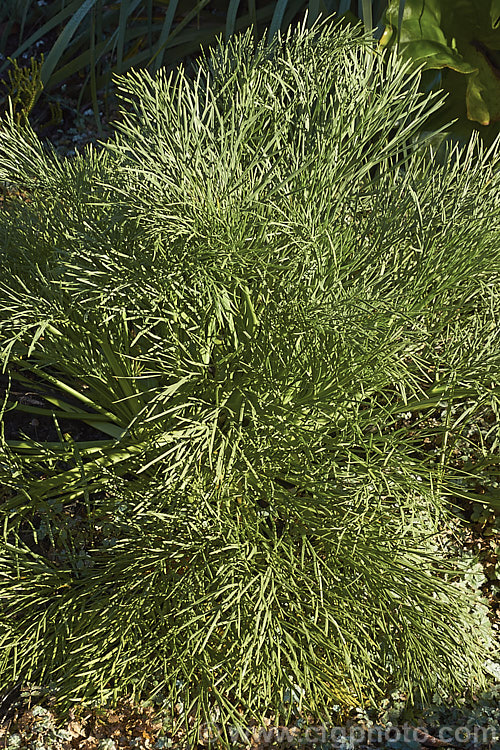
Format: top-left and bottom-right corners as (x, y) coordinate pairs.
(0, 20), (499, 735)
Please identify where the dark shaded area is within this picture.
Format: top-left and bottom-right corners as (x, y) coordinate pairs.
(0, 373), (109, 444)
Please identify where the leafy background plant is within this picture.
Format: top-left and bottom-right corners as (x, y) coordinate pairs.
(381, 0), (500, 139)
(0, 20), (499, 735)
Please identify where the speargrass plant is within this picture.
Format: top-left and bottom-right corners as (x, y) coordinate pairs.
(0, 19), (499, 736)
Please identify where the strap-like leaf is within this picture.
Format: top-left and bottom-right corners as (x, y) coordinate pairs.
(0, 0), (85, 73)
(226, 0), (243, 38)
(150, 0), (182, 72)
(268, 0), (290, 41)
(40, 0), (100, 88)
(361, 0), (373, 31)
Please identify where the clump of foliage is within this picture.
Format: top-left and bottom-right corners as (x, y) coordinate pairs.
(0, 20), (499, 737)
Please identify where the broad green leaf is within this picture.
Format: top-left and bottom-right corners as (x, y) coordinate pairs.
(382, 0), (500, 125)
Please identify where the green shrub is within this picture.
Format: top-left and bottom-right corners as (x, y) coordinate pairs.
(0, 20), (499, 736)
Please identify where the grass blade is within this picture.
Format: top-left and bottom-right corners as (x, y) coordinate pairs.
(40, 0), (100, 89)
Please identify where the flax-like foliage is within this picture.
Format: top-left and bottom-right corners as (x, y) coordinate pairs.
(0, 20), (499, 735)
(0, 1), (388, 112)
